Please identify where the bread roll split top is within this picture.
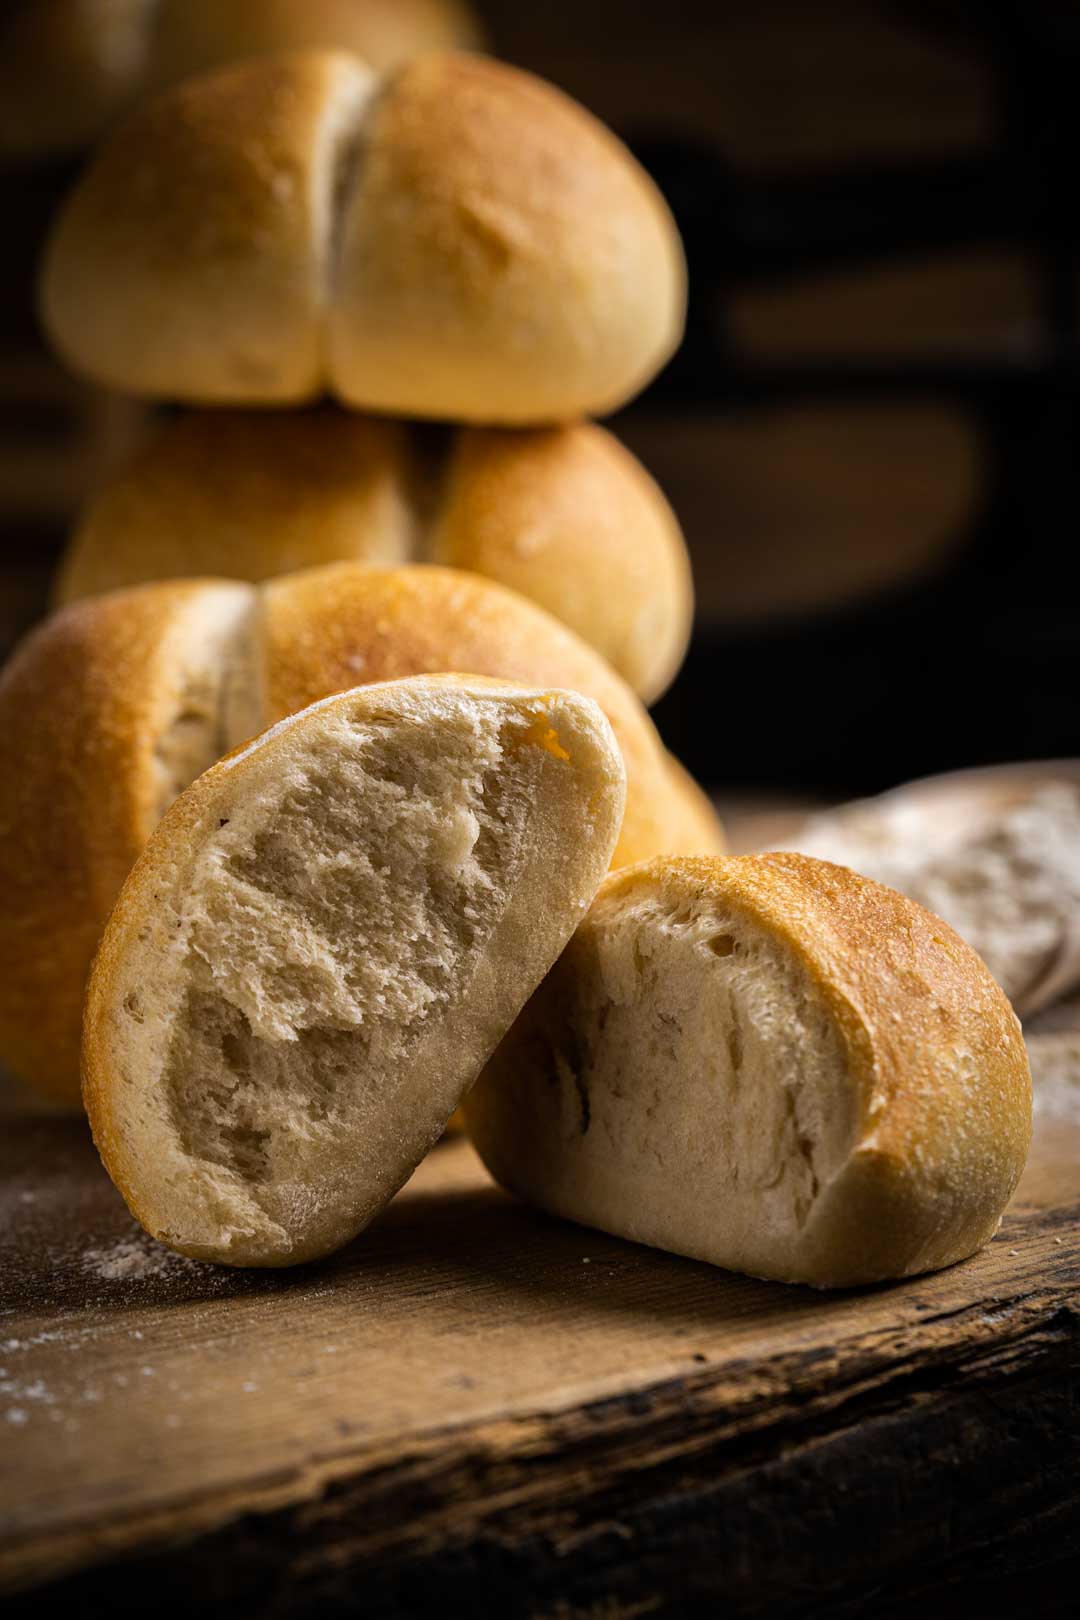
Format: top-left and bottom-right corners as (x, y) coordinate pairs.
(0, 565), (723, 1105)
(56, 411), (694, 702)
(466, 853), (1032, 1288)
(84, 676), (625, 1266)
(41, 50), (686, 420)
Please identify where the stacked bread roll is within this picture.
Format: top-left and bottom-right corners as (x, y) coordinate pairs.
(41, 46), (693, 699)
(0, 44), (1031, 1291)
(54, 412), (693, 702)
(1, 46), (716, 1109)
(0, 3), (483, 621)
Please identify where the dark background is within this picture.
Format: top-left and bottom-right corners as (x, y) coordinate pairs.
(491, 1), (1080, 797)
(4, 0), (1079, 796)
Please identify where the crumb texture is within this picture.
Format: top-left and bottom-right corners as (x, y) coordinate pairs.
(156, 705), (530, 1225)
(474, 881), (855, 1275)
(152, 591), (256, 820)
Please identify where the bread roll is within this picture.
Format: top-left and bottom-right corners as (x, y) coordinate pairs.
(0, 0), (480, 163)
(466, 854), (1032, 1288)
(0, 566), (722, 1106)
(84, 676), (624, 1266)
(41, 51), (686, 420)
(0, 582), (252, 1105)
(56, 411), (693, 702)
(56, 411), (417, 602)
(0, 1), (148, 161)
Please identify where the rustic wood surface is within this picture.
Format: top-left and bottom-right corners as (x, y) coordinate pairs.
(1, 1079), (1077, 1618)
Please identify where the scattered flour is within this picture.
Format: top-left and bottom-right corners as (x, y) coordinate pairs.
(2, 1234), (225, 1429)
(80, 1233), (214, 1283)
(790, 783), (1080, 1008)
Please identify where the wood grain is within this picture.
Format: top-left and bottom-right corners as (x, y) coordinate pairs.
(0, 1086), (1077, 1617)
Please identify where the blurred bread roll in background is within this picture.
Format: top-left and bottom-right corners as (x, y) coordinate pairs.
(56, 411), (693, 702)
(40, 50), (687, 421)
(0, 0), (481, 162)
(0, 565), (723, 1106)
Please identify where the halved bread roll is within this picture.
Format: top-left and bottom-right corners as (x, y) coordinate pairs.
(83, 676), (625, 1266)
(55, 412), (693, 702)
(0, 565), (722, 1106)
(466, 854), (1032, 1288)
(40, 51), (685, 421)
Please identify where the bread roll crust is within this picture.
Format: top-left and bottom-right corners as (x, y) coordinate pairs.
(431, 424), (693, 701)
(330, 53), (686, 422)
(83, 676), (626, 1266)
(56, 411), (693, 701)
(467, 854), (1032, 1287)
(55, 410), (418, 603)
(41, 52), (375, 401)
(40, 50), (686, 421)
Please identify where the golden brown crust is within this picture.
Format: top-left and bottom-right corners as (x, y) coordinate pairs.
(331, 52), (686, 421)
(0, 582), (239, 1104)
(257, 564), (722, 869)
(56, 411), (693, 701)
(430, 424), (693, 701)
(55, 409), (417, 605)
(41, 49), (685, 420)
(41, 51), (373, 401)
(593, 853), (1032, 1280)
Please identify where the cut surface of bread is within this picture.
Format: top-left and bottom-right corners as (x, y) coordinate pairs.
(466, 854), (1032, 1289)
(0, 566), (719, 1107)
(55, 412), (693, 703)
(83, 677), (625, 1266)
(40, 51), (685, 421)
(254, 564), (722, 870)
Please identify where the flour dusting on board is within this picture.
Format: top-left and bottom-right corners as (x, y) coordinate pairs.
(1, 1225), (239, 1434)
(81, 1235), (208, 1282)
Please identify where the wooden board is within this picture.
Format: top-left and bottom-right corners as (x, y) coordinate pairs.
(1, 1087), (1078, 1618)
